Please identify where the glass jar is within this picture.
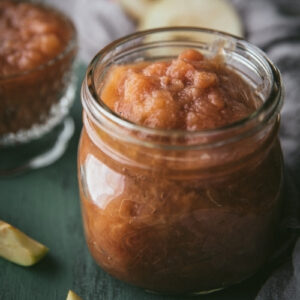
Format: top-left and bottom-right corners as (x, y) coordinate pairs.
(78, 28), (284, 294)
(0, 0), (77, 175)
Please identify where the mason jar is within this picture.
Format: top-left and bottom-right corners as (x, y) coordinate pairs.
(78, 28), (284, 294)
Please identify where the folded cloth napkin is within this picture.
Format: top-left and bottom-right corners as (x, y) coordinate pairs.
(47, 0), (135, 64)
(47, 0), (300, 298)
(231, 0), (300, 298)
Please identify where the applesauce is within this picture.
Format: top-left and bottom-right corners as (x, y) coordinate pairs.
(78, 28), (284, 294)
(100, 49), (258, 130)
(0, 0), (77, 137)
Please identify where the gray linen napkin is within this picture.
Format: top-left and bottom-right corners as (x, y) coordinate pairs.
(47, 0), (135, 64)
(47, 0), (300, 298)
(231, 0), (300, 299)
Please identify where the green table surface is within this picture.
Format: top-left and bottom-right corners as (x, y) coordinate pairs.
(0, 65), (271, 300)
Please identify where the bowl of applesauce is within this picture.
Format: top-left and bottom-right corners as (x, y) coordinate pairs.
(0, 0), (77, 174)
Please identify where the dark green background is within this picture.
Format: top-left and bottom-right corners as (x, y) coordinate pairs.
(0, 65), (269, 300)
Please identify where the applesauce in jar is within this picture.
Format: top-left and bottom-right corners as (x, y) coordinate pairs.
(78, 29), (284, 294)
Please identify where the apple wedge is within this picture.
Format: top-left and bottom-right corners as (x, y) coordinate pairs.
(0, 220), (48, 266)
(138, 0), (243, 37)
(66, 290), (83, 300)
(118, 0), (158, 21)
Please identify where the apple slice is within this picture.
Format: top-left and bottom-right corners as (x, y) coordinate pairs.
(138, 0), (243, 37)
(118, 0), (159, 21)
(66, 290), (83, 300)
(0, 220), (48, 266)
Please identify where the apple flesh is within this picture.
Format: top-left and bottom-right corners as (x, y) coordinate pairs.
(67, 290), (83, 300)
(0, 220), (48, 266)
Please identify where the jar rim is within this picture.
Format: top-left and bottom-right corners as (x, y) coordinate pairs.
(82, 27), (283, 146)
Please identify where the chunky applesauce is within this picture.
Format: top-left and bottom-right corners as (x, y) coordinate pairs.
(79, 48), (283, 293)
(0, 0), (76, 136)
(101, 49), (259, 130)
